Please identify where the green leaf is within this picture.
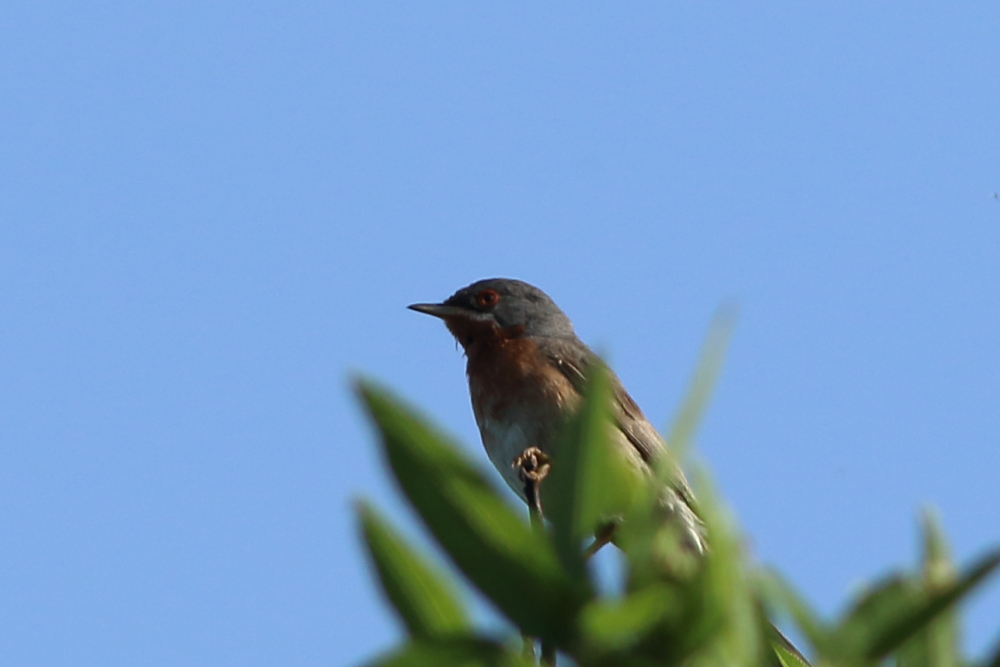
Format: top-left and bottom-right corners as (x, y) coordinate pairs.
(544, 362), (642, 577)
(614, 471), (767, 666)
(832, 548), (1000, 660)
(356, 500), (469, 639)
(663, 305), (736, 459)
(898, 509), (960, 667)
(756, 570), (831, 654)
(833, 575), (922, 659)
(772, 641), (811, 667)
(363, 638), (535, 667)
(681, 472), (765, 667)
(578, 584), (680, 654)
(921, 508), (954, 587)
(356, 379), (590, 646)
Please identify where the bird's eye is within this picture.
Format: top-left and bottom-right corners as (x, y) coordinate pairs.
(475, 289), (500, 309)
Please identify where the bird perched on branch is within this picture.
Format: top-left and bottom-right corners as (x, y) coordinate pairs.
(408, 277), (705, 555)
(409, 279), (810, 663)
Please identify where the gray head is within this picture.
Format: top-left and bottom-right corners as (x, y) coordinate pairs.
(408, 278), (575, 340)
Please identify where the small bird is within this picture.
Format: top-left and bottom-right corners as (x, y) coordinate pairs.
(408, 277), (705, 554)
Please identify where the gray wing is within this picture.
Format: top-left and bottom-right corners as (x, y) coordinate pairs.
(542, 337), (700, 512)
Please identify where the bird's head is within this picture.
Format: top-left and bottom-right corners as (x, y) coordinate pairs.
(409, 278), (575, 348)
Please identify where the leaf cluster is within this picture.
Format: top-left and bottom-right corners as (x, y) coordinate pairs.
(353, 332), (999, 667)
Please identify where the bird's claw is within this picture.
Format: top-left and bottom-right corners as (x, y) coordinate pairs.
(513, 447), (551, 483)
(513, 447), (550, 519)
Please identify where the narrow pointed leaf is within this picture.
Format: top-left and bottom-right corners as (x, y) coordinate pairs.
(578, 584), (680, 654)
(357, 500), (469, 639)
(899, 510), (959, 667)
(834, 548), (1000, 660)
(663, 305), (736, 458)
(866, 549), (999, 659)
(773, 641), (811, 667)
(921, 509), (954, 585)
(756, 570), (831, 654)
(683, 470), (764, 665)
(833, 575), (921, 658)
(356, 379), (589, 646)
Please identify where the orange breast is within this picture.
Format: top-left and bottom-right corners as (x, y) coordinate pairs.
(469, 335), (577, 437)
(463, 334), (579, 499)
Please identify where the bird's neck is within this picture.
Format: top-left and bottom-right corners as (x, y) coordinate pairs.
(445, 318), (525, 357)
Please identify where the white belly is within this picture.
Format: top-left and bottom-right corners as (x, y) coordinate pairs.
(476, 416), (539, 501)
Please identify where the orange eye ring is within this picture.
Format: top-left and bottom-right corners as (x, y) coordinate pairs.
(476, 289), (500, 309)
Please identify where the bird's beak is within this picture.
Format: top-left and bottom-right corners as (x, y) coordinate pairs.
(407, 302), (469, 319)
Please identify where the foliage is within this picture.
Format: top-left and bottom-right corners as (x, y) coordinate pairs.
(353, 337), (999, 667)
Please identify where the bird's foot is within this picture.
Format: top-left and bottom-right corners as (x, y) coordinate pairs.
(513, 447), (551, 483)
(513, 447), (551, 520)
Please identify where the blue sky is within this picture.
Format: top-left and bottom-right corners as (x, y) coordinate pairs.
(2, 3), (999, 665)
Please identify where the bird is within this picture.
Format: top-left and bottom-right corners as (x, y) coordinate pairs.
(408, 277), (706, 555)
(409, 279), (810, 663)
